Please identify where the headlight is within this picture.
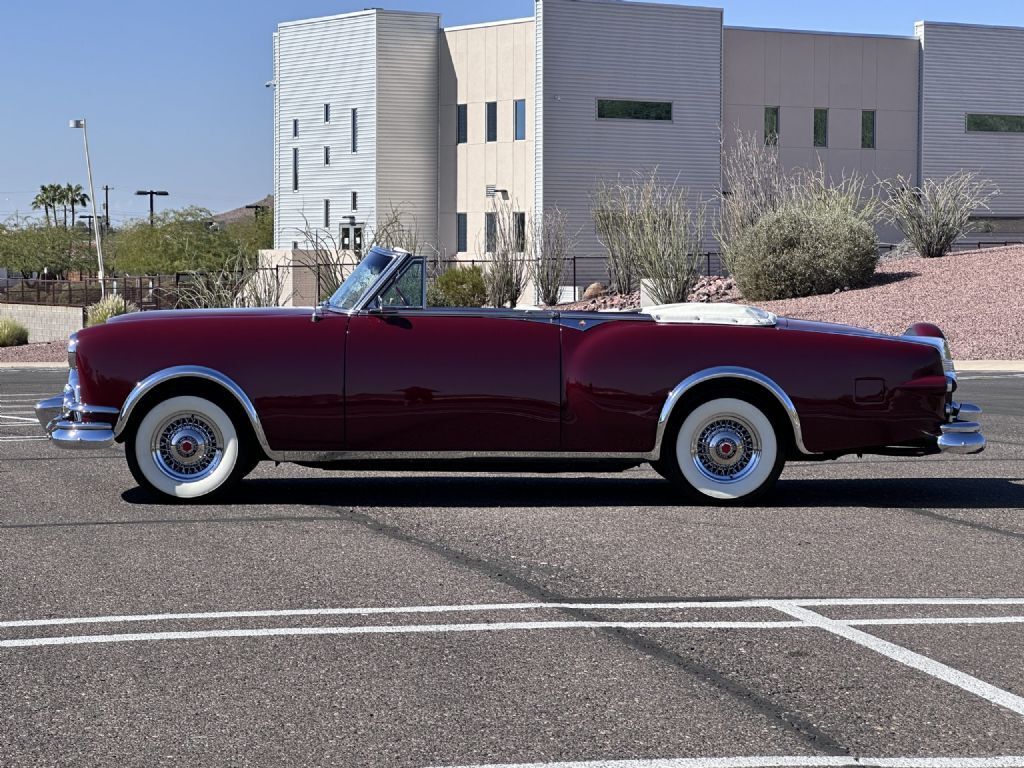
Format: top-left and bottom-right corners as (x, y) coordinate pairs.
(67, 333), (78, 370)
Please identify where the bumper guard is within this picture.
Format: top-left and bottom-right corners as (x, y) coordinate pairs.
(937, 401), (985, 455)
(35, 369), (117, 450)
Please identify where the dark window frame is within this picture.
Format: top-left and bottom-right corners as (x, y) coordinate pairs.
(485, 211), (496, 253)
(966, 113), (1024, 134)
(324, 103), (331, 123)
(292, 118), (299, 138)
(486, 101), (498, 142)
(456, 213), (467, 253)
(324, 145), (331, 166)
(764, 106), (780, 145)
(324, 199), (331, 229)
(513, 212), (526, 253)
(456, 104), (468, 144)
(596, 99), (673, 122)
(514, 99), (526, 141)
(861, 110), (876, 149)
(351, 191), (358, 211)
(292, 147), (299, 191)
(351, 108), (358, 152)
(813, 108), (828, 148)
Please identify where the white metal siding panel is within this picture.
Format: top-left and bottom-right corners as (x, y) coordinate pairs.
(920, 22), (1024, 216)
(376, 12), (440, 251)
(534, 0), (544, 226)
(274, 12), (378, 249)
(539, 0), (723, 285)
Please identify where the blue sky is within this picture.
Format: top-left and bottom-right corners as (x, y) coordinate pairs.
(3, 0), (1023, 225)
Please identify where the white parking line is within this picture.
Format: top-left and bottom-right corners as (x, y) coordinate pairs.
(430, 756), (1024, 768)
(775, 603), (1024, 717)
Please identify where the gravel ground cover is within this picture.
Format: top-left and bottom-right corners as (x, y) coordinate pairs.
(0, 339), (66, 364)
(756, 246), (1024, 360)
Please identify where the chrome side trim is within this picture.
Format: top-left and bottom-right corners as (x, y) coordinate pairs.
(650, 366), (816, 460)
(112, 365), (274, 459)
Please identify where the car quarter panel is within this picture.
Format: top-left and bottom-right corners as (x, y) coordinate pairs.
(73, 309), (348, 452)
(560, 318), (947, 455)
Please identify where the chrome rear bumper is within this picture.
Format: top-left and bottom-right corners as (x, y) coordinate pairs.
(937, 401), (985, 455)
(35, 369), (117, 450)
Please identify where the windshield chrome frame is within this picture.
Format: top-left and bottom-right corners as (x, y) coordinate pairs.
(324, 247), (412, 315)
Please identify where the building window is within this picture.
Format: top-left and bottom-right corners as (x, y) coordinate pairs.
(456, 213), (467, 253)
(324, 199), (331, 229)
(513, 212), (526, 252)
(861, 110), (876, 149)
(351, 191), (358, 211)
(292, 119), (299, 138)
(597, 99), (672, 121)
(966, 113), (1024, 133)
(486, 102), (497, 142)
(764, 106), (779, 145)
(457, 104), (467, 144)
(292, 241), (298, 250)
(324, 146), (331, 166)
(813, 108), (828, 148)
(324, 103), (331, 123)
(514, 99), (526, 141)
(351, 108), (358, 152)
(485, 212), (496, 252)
(292, 147), (299, 191)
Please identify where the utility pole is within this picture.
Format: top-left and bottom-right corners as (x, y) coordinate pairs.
(102, 185), (113, 231)
(135, 189), (169, 226)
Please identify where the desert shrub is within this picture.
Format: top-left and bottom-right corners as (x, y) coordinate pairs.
(0, 317), (29, 347)
(86, 295), (139, 326)
(720, 129), (880, 300)
(726, 197), (878, 301)
(879, 172), (998, 258)
(483, 201), (530, 307)
(175, 252), (285, 309)
(529, 208), (575, 306)
(593, 172), (707, 300)
(428, 265), (487, 307)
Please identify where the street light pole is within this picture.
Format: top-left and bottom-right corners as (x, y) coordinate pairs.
(69, 119), (105, 295)
(135, 189), (169, 226)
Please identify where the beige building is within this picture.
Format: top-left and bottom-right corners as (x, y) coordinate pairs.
(272, 2), (1024, 288)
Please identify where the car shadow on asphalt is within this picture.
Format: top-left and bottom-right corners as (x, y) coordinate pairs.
(121, 474), (1024, 512)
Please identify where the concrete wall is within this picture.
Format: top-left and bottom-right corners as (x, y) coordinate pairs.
(439, 18), (535, 259)
(0, 304), (83, 344)
(537, 0), (723, 285)
(723, 28), (920, 185)
(919, 21), (1024, 218)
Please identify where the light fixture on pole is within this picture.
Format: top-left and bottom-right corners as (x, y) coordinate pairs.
(69, 119), (106, 296)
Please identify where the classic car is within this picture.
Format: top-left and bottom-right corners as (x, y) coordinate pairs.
(35, 246), (985, 504)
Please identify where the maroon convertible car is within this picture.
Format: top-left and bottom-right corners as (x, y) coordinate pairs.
(36, 247), (985, 503)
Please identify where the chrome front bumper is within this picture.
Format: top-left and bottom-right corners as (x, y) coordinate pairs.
(35, 369), (118, 450)
(937, 401), (985, 455)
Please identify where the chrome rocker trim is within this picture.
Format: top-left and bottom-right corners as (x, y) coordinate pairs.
(650, 366), (816, 460)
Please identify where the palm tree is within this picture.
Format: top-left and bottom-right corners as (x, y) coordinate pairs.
(31, 185), (53, 227)
(64, 184), (89, 228)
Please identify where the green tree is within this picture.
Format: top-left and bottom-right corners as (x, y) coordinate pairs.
(31, 186), (53, 227)
(64, 184), (90, 228)
(108, 207), (244, 274)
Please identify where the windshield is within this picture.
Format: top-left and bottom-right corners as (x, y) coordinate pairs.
(327, 250), (395, 310)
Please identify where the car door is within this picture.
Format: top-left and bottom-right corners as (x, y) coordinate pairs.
(344, 305), (561, 452)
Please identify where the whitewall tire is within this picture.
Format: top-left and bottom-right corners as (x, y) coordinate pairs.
(668, 397), (784, 503)
(128, 395), (243, 501)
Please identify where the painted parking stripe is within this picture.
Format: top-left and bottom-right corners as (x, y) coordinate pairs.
(0, 619), (811, 648)
(5, 597), (1024, 630)
(775, 603), (1024, 717)
(845, 615), (1024, 627)
(0, 436), (47, 442)
(430, 756), (1024, 768)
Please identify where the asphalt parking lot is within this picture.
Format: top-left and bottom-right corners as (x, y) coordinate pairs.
(1, 368), (1021, 767)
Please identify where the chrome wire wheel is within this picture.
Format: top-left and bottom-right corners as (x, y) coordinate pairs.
(690, 416), (761, 484)
(672, 397), (782, 502)
(130, 395), (241, 500)
(151, 411), (224, 483)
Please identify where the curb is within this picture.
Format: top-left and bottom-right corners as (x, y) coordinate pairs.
(955, 361), (1024, 372)
(0, 362), (68, 370)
